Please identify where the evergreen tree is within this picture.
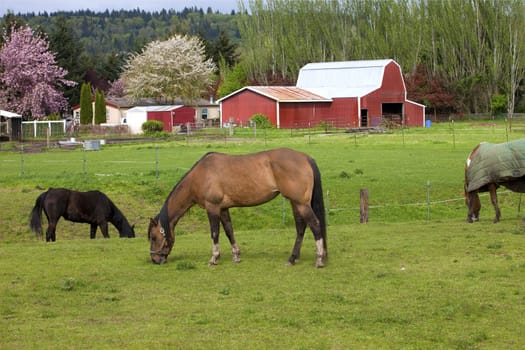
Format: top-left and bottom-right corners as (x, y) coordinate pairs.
(48, 16), (87, 107)
(211, 29), (238, 68)
(79, 82), (93, 124)
(94, 88), (106, 124)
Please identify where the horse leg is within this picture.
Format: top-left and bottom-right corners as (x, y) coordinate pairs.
(100, 222), (110, 238)
(90, 223), (97, 239)
(220, 209), (240, 263)
(287, 206), (306, 266)
(293, 203), (325, 268)
(466, 191), (481, 223)
(46, 221), (58, 242)
(207, 210), (221, 266)
(488, 183), (501, 223)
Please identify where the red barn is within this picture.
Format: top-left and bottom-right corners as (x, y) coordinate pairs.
(125, 105), (195, 134)
(218, 59), (425, 128)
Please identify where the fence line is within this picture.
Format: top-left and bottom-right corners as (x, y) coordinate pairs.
(22, 120), (66, 138)
(328, 190), (514, 213)
(5, 146), (516, 216)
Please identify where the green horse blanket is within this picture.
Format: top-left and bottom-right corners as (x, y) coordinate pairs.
(465, 139), (525, 193)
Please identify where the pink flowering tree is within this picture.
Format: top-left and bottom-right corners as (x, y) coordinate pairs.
(0, 25), (76, 118)
(107, 78), (126, 98)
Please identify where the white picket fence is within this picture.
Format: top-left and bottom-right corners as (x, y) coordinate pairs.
(22, 120), (67, 138)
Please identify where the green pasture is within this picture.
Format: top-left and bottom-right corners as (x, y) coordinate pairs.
(1, 120), (525, 348)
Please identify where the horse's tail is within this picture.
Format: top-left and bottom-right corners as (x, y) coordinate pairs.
(30, 191), (47, 237)
(309, 157), (327, 255)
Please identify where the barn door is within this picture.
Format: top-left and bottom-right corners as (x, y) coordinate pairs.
(360, 109), (368, 127)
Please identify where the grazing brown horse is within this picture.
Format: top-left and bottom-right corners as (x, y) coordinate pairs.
(30, 188), (135, 241)
(465, 140), (525, 223)
(148, 148), (327, 267)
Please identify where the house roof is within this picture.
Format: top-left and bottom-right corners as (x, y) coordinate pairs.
(217, 86), (331, 103)
(296, 59), (395, 98)
(126, 105), (186, 112)
(0, 110), (22, 118)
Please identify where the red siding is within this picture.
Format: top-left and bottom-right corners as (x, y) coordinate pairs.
(280, 102), (326, 128)
(221, 90), (277, 127)
(323, 98), (359, 128)
(148, 111), (172, 132)
(147, 106), (195, 132)
(172, 106), (195, 128)
(361, 62), (424, 127)
(405, 101), (425, 127)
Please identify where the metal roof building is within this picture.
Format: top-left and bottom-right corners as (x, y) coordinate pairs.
(218, 59), (426, 129)
(124, 105), (195, 134)
(0, 110), (22, 141)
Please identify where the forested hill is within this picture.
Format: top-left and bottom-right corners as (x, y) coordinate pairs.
(7, 7), (240, 57)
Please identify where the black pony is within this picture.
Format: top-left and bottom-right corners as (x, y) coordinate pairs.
(30, 188), (135, 241)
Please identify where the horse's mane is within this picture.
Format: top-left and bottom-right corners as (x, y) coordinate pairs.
(107, 197), (125, 222)
(156, 152), (216, 237)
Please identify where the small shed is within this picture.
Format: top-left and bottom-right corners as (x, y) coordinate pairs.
(124, 105), (196, 134)
(0, 110), (22, 141)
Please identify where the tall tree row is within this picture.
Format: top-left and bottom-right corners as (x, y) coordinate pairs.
(238, 0), (525, 115)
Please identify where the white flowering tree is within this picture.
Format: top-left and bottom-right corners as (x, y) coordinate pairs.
(122, 34), (216, 103)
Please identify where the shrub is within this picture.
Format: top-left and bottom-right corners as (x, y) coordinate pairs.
(142, 120), (164, 135)
(250, 114), (273, 129)
(491, 94), (507, 115)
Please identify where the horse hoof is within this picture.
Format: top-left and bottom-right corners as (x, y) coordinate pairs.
(315, 260), (325, 268)
(232, 257), (241, 263)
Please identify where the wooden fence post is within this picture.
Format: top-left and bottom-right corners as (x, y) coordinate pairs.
(360, 188), (369, 223)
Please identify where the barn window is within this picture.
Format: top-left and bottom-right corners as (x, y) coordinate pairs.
(202, 108), (208, 119)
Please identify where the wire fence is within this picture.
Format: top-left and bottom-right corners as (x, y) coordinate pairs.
(4, 142), (524, 226)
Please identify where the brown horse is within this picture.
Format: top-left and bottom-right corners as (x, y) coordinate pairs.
(30, 188), (135, 241)
(465, 140), (525, 223)
(148, 148), (327, 267)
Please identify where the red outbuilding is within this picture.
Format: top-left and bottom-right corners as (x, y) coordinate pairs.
(125, 105), (195, 134)
(218, 59), (426, 128)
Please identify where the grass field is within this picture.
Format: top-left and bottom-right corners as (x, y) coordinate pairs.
(1, 120), (525, 348)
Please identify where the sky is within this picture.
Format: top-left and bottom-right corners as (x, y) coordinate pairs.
(0, 0), (241, 16)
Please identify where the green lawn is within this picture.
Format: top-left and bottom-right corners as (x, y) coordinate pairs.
(1, 120), (525, 348)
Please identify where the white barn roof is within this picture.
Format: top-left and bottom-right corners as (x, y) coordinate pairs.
(296, 59), (394, 98)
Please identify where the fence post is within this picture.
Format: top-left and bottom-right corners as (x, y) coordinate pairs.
(325, 190), (330, 226)
(282, 196), (286, 224)
(451, 120), (456, 150)
(360, 188), (369, 223)
(155, 144), (159, 184)
(20, 144), (25, 178)
(83, 148), (87, 181)
(518, 194), (522, 217)
(426, 180), (431, 222)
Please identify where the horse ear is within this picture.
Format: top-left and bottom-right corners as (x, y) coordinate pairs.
(149, 218), (157, 226)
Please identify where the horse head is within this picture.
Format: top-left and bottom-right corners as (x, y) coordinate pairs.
(148, 218), (173, 264)
(121, 224), (136, 238)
